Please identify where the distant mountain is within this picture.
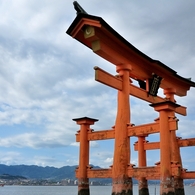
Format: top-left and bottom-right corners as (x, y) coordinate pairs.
(0, 164), (133, 184)
(0, 164), (78, 180)
(0, 173), (27, 180)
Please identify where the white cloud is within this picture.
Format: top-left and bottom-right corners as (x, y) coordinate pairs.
(0, 151), (22, 165)
(104, 157), (113, 163)
(70, 142), (79, 147)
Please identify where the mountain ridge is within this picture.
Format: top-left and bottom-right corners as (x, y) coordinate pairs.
(0, 164), (78, 180)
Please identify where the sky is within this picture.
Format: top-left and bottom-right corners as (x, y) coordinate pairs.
(0, 0), (195, 173)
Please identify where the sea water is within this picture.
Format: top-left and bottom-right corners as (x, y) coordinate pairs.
(0, 185), (194, 195)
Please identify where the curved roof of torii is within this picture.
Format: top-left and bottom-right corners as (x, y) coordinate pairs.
(66, 12), (195, 97)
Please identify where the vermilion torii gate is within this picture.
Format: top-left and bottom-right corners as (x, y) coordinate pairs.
(66, 2), (195, 195)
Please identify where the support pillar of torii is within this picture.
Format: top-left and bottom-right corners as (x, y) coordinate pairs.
(150, 101), (180, 195)
(164, 89), (185, 195)
(73, 117), (98, 195)
(137, 136), (149, 195)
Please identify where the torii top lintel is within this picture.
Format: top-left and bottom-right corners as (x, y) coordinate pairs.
(66, 12), (195, 97)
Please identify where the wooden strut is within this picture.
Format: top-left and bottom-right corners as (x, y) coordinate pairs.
(74, 163), (195, 180)
(134, 138), (195, 150)
(76, 120), (178, 141)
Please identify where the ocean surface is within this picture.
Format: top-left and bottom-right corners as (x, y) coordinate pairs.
(0, 185), (194, 195)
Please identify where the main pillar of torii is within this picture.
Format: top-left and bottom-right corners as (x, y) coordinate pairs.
(112, 64), (132, 194)
(67, 2), (195, 195)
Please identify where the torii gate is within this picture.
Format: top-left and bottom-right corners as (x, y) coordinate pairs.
(66, 2), (195, 195)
